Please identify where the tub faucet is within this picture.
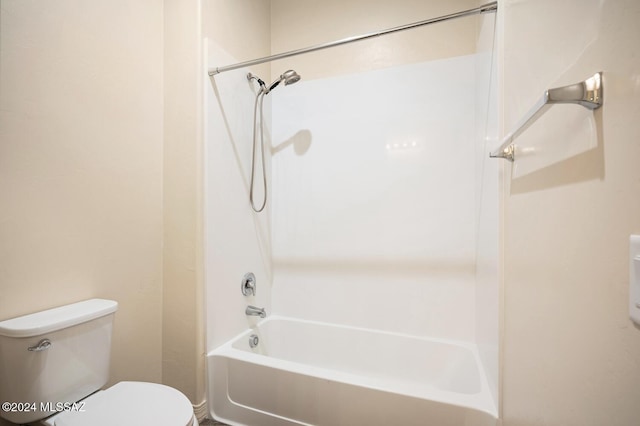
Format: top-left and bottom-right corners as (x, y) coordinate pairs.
(246, 305), (266, 318)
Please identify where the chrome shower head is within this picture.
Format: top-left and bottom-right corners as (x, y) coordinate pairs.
(282, 69), (301, 86)
(265, 69), (301, 94)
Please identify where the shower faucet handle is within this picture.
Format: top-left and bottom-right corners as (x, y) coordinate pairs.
(241, 272), (256, 296)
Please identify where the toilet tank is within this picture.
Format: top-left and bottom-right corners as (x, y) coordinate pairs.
(0, 299), (118, 424)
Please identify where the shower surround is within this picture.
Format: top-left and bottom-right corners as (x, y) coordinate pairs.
(205, 52), (498, 425)
(204, 3), (498, 424)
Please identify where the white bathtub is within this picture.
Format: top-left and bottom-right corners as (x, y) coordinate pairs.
(207, 316), (497, 426)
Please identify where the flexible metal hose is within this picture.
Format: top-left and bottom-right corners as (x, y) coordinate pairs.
(249, 89), (267, 213)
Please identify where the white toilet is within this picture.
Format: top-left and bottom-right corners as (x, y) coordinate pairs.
(0, 299), (198, 426)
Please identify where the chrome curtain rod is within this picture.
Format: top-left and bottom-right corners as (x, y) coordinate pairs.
(208, 1), (497, 76)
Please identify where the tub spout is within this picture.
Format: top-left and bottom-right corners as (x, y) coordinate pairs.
(246, 305), (266, 318)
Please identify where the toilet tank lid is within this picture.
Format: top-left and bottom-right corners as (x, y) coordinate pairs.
(0, 299), (118, 338)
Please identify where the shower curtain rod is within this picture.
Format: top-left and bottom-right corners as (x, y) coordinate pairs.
(208, 1), (497, 76)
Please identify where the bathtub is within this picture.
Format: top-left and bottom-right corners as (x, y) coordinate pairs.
(207, 316), (497, 426)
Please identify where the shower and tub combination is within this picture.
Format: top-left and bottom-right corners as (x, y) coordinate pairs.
(205, 2), (499, 425)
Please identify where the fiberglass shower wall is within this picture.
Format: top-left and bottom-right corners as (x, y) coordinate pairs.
(271, 55), (480, 340)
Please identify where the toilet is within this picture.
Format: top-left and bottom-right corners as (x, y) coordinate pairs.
(0, 299), (198, 426)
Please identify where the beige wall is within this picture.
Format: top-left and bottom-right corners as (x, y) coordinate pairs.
(0, 0), (208, 417)
(501, 0), (640, 424)
(163, 0), (205, 407)
(205, 0), (271, 73)
(271, 0), (478, 81)
(0, 0), (164, 393)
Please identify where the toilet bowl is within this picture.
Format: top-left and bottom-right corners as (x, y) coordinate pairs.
(39, 382), (198, 426)
(0, 299), (198, 426)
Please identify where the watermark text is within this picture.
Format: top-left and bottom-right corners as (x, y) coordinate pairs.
(1, 401), (86, 413)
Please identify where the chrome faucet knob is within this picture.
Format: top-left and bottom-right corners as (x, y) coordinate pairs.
(241, 272), (256, 296)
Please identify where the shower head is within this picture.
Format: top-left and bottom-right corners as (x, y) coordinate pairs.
(265, 70), (301, 94)
(281, 69), (301, 85)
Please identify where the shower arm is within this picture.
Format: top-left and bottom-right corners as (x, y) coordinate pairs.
(489, 72), (603, 162)
(207, 2), (497, 76)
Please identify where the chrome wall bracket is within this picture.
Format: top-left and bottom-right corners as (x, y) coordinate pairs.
(489, 143), (515, 162)
(489, 72), (603, 162)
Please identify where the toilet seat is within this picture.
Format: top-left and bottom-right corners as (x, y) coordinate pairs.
(51, 382), (195, 426)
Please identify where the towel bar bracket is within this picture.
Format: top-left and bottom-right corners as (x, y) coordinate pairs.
(489, 143), (515, 162)
(546, 73), (602, 110)
(489, 72), (603, 162)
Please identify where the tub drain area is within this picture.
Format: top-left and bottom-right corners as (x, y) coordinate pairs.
(249, 334), (259, 348)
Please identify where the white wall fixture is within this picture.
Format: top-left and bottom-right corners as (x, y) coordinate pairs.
(630, 236), (640, 326)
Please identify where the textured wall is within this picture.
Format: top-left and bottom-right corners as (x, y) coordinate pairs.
(501, 0), (640, 424)
(162, 0), (205, 406)
(0, 0), (164, 391)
